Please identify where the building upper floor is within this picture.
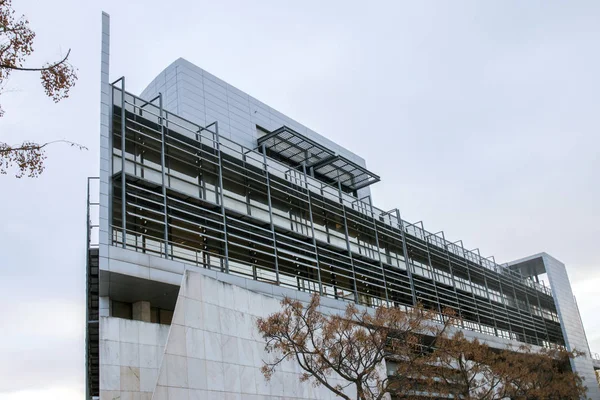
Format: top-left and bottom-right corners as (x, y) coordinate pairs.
(103, 75), (567, 351)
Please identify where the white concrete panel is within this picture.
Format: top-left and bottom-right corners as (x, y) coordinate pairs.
(221, 334), (239, 364)
(218, 308), (237, 335)
(101, 316), (120, 341)
(203, 331), (223, 362)
(140, 367), (158, 392)
(187, 358), (207, 390)
(150, 271), (356, 399)
(149, 268), (183, 286)
(100, 340), (120, 366)
(223, 363), (241, 393)
(100, 365), (120, 391)
(139, 323), (159, 346)
(109, 259), (150, 280)
(120, 366), (140, 391)
(120, 342), (139, 367)
(205, 361), (225, 392)
(185, 328), (205, 360)
(168, 387), (189, 400)
(202, 303), (221, 333)
(140, 344), (159, 369)
(166, 354), (188, 388)
(166, 324), (186, 357)
(188, 389), (207, 400)
(120, 319), (140, 344)
(239, 366), (256, 394)
(152, 386), (168, 400)
(184, 298), (203, 329)
(99, 317), (169, 398)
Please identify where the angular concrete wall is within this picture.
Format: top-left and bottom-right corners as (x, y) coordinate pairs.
(152, 270), (355, 399)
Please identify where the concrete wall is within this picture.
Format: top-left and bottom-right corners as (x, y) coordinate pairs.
(99, 317), (170, 400)
(152, 271), (357, 400)
(98, 256), (545, 400)
(99, 246), (555, 399)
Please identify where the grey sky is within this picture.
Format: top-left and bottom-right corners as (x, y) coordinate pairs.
(1, 1), (598, 398)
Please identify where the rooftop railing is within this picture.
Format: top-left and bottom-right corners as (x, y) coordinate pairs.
(109, 84), (552, 298)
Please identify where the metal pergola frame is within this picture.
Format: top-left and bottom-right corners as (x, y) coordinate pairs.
(257, 125), (334, 167)
(311, 154), (380, 191)
(106, 82), (565, 349)
(257, 125), (380, 192)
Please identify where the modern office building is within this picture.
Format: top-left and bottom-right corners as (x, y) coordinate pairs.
(86, 13), (600, 400)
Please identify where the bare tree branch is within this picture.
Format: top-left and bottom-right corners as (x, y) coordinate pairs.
(0, 139), (87, 177)
(0, 0), (79, 177)
(0, 48), (70, 71)
(0, 138), (86, 154)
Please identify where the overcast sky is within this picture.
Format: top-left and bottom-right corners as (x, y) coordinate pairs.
(1, 1), (599, 399)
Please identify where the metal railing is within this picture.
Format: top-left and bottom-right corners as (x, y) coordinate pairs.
(104, 82), (564, 348)
(109, 84), (551, 295)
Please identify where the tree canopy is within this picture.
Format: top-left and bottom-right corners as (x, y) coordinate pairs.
(257, 295), (588, 400)
(257, 295), (453, 400)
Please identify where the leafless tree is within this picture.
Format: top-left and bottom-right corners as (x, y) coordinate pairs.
(256, 294), (453, 400)
(257, 294), (588, 400)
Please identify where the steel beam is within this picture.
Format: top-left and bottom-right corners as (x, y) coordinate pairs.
(363, 196), (389, 304)
(336, 173), (358, 303)
(262, 143), (280, 284)
(302, 162), (323, 295)
(394, 209), (418, 306)
(120, 78), (126, 248)
(158, 93), (169, 258)
(214, 122), (229, 273)
(417, 221), (443, 315)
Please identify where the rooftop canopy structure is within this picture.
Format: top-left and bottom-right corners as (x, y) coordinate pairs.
(258, 125), (380, 193)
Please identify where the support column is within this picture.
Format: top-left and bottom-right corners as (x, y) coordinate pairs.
(493, 268), (516, 340)
(416, 221), (443, 315)
(302, 163), (323, 295)
(455, 240), (486, 332)
(531, 282), (551, 346)
(213, 122), (229, 273)
(395, 210), (418, 306)
(120, 78), (126, 248)
(364, 196), (389, 304)
(262, 144), (280, 284)
(503, 273), (528, 342)
(158, 93), (169, 258)
(337, 176), (358, 303)
(430, 231), (462, 324)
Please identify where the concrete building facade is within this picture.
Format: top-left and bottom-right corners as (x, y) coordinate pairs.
(87, 13), (600, 399)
